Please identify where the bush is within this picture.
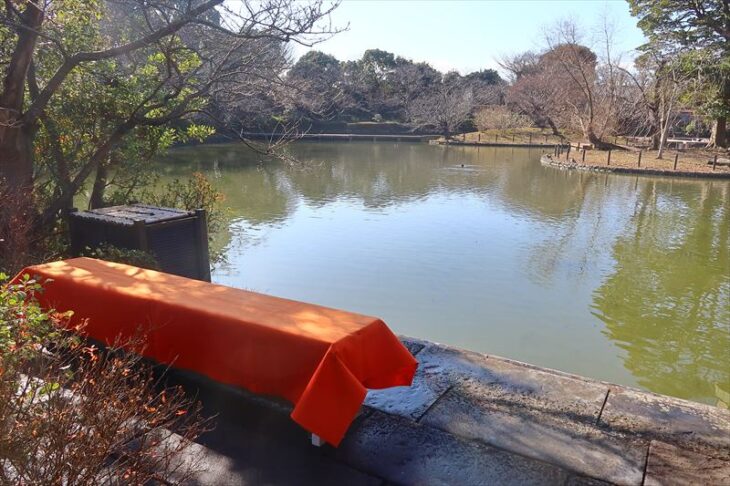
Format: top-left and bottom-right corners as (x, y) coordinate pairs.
(135, 172), (227, 265)
(0, 275), (208, 484)
(81, 243), (160, 271)
(474, 106), (533, 131)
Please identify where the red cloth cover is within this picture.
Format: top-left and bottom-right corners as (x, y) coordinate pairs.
(13, 258), (417, 446)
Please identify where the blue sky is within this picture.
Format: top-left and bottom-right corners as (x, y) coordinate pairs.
(294, 0), (647, 74)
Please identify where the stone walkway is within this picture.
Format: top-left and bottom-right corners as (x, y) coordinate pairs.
(166, 337), (730, 485)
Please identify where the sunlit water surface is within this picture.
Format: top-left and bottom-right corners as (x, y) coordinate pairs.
(158, 142), (729, 405)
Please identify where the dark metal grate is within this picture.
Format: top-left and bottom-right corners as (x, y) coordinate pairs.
(69, 204), (210, 281)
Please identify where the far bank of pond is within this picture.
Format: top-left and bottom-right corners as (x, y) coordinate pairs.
(158, 141), (729, 407)
(541, 152), (730, 178)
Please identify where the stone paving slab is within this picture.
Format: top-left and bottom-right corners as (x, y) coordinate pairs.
(159, 429), (382, 486)
(599, 387), (730, 458)
(364, 363), (451, 420)
(162, 339), (730, 485)
(364, 337), (441, 420)
(332, 410), (570, 486)
(367, 341), (609, 424)
(421, 380), (647, 485)
(644, 440), (730, 486)
(187, 408), (382, 485)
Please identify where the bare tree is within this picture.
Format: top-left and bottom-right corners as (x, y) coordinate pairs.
(407, 73), (500, 138)
(592, 15), (639, 144)
(538, 19), (638, 148)
(498, 51), (540, 82)
(474, 106), (533, 131)
(505, 65), (564, 136)
(542, 21), (608, 147)
(617, 58), (663, 148)
(387, 60), (441, 120)
(408, 79), (474, 138)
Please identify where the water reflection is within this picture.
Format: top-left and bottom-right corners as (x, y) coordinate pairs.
(592, 180), (729, 403)
(157, 142), (730, 404)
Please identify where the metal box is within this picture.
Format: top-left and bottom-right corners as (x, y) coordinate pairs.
(69, 204), (211, 281)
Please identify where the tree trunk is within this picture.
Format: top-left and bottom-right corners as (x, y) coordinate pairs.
(584, 126), (611, 150)
(709, 75), (729, 148)
(0, 124), (36, 188)
(648, 103), (661, 150)
(657, 96), (674, 159)
(40, 121), (134, 227)
(89, 163), (109, 209)
(650, 130), (661, 150)
(546, 117), (561, 137)
(0, 3), (44, 189)
(647, 75), (662, 150)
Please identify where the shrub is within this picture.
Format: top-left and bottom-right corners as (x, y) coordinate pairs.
(0, 275), (208, 484)
(82, 243), (160, 271)
(135, 172), (228, 265)
(474, 106), (533, 131)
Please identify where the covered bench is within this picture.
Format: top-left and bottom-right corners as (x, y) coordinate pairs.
(14, 257), (417, 446)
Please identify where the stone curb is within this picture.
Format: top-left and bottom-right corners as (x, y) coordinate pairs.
(540, 154), (730, 179)
(164, 336), (730, 485)
(361, 338), (730, 485)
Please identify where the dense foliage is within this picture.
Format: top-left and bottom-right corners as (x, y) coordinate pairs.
(627, 0), (729, 148)
(0, 0), (337, 269)
(283, 48), (503, 135)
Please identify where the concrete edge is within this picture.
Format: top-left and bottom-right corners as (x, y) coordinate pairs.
(398, 335), (726, 418)
(161, 334), (728, 484)
(162, 334), (727, 439)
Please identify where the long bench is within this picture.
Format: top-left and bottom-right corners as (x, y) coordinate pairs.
(14, 257), (417, 446)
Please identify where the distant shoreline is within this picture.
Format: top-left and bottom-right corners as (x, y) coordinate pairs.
(432, 139), (556, 148)
(540, 154), (730, 179)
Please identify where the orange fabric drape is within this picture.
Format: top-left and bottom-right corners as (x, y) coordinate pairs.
(13, 258), (417, 446)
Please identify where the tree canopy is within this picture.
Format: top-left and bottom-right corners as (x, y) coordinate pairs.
(628, 0), (730, 147)
(284, 48), (503, 129)
(0, 0), (338, 225)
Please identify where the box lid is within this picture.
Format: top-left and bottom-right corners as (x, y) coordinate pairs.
(70, 204), (194, 225)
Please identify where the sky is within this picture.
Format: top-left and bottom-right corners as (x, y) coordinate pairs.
(293, 0), (647, 74)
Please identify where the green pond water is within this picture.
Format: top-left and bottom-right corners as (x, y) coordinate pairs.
(158, 141), (730, 406)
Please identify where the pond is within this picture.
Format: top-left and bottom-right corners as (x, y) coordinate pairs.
(158, 141), (729, 406)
